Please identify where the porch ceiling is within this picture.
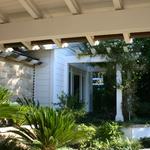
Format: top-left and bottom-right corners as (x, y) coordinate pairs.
(0, 0), (150, 49)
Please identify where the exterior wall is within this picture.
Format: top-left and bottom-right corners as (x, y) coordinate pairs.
(32, 51), (54, 106)
(52, 48), (75, 105)
(0, 59), (33, 99)
(31, 48), (75, 107)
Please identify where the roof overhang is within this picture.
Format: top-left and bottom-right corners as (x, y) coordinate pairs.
(0, 0), (150, 49)
(0, 6), (150, 44)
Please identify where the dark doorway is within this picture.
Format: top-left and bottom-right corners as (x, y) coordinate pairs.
(73, 75), (80, 100)
(92, 70), (116, 120)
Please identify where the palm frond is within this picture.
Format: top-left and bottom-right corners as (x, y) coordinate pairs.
(10, 107), (86, 149)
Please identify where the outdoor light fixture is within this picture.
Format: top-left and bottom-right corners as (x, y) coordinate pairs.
(21, 46), (27, 51)
(5, 47), (14, 52)
(0, 48), (14, 57)
(43, 44), (52, 50)
(62, 43), (69, 48)
(32, 45), (40, 50)
(94, 40), (100, 46)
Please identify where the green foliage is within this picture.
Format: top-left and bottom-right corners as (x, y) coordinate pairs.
(96, 122), (123, 141)
(70, 122), (141, 150)
(58, 92), (84, 111)
(10, 107), (86, 150)
(16, 97), (39, 108)
(96, 137), (142, 150)
(95, 122), (123, 141)
(0, 87), (20, 126)
(79, 39), (150, 121)
(140, 137), (150, 148)
(77, 124), (96, 149)
(58, 92), (85, 122)
(0, 86), (12, 104)
(0, 104), (19, 119)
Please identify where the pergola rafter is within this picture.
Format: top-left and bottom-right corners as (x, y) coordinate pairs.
(18, 0), (42, 19)
(64, 0), (81, 15)
(112, 0), (123, 10)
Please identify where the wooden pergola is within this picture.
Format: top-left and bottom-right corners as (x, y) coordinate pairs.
(0, 0), (150, 121)
(0, 0), (150, 50)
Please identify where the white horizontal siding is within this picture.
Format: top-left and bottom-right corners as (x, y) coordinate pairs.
(33, 51), (54, 106)
(52, 48), (74, 105)
(31, 48), (75, 107)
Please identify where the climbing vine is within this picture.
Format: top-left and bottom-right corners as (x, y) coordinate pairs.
(78, 38), (149, 120)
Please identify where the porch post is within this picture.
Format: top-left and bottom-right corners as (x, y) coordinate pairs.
(64, 62), (69, 94)
(115, 64), (124, 121)
(89, 72), (93, 112)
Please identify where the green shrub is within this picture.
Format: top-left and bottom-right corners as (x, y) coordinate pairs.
(58, 92), (84, 111)
(77, 124), (96, 149)
(95, 122), (123, 141)
(0, 87), (19, 126)
(109, 137), (142, 150)
(89, 138), (141, 150)
(70, 122), (142, 150)
(16, 97), (39, 108)
(58, 92), (85, 122)
(0, 86), (12, 104)
(140, 137), (150, 148)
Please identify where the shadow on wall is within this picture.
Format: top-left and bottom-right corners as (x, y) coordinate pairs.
(0, 60), (33, 99)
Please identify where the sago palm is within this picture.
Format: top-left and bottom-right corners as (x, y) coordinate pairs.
(10, 107), (86, 150)
(0, 87), (21, 125)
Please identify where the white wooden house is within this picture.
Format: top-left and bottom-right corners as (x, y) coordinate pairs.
(30, 46), (124, 121)
(0, 0), (150, 123)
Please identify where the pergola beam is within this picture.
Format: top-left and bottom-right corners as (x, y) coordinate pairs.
(0, 6), (150, 43)
(123, 33), (132, 43)
(0, 44), (5, 51)
(64, 0), (80, 14)
(65, 55), (109, 63)
(112, 0), (123, 10)
(18, 0), (42, 19)
(52, 39), (62, 48)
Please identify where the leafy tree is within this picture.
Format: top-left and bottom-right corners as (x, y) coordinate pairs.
(80, 38), (150, 120)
